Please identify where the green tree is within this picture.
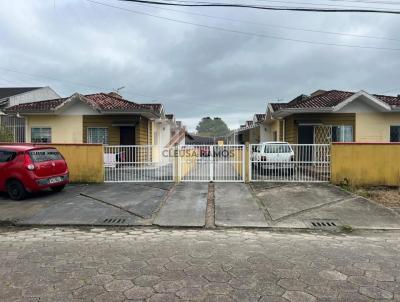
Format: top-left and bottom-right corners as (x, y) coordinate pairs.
(0, 125), (14, 142)
(196, 117), (230, 137)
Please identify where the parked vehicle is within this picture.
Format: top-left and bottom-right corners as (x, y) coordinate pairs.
(252, 142), (295, 173)
(0, 145), (69, 200)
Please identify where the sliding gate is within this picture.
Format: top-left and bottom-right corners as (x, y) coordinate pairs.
(103, 144), (329, 183)
(250, 144), (330, 182)
(103, 144), (245, 182)
(178, 145), (245, 182)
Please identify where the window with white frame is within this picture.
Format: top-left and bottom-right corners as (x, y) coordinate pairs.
(31, 128), (51, 143)
(87, 127), (108, 144)
(332, 125), (353, 142)
(390, 126), (400, 142)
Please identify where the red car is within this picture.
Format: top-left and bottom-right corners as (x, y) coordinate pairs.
(0, 145), (69, 200)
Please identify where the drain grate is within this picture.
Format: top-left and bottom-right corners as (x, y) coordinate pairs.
(307, 219), (340, 229)
(96, 217), (130, 226)
(104, 218), (126, 224)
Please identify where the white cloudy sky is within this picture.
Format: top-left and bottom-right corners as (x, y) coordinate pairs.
(0, 0), (399, 131)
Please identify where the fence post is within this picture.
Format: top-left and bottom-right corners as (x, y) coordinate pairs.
(174, 145), (180, 183)
(245, 142), (250, 183)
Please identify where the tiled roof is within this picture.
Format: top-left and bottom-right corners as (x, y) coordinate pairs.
(5, 93), (156, 113)
(254, 113), (266, 122)
(141, 103), (163, 113)
(269, 103), (287, 111)
(165, 114), (174, 120)
(0, 87), (42, 99)
(272, 90), (400, 111)
(5, 97), (67, 112)
(84, 93), (148, 111)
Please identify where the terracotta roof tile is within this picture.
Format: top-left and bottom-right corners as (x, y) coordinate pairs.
(5, 97), (67, 112)
(273, 90), (400, 111)
(83, 93), (147, 111)
(254, 113), (266, 122)
(5, 93), (157, 113)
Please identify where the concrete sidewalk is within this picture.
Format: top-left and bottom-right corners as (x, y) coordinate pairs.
(154, 183), (208, 227)
(252, 183), (400, 230)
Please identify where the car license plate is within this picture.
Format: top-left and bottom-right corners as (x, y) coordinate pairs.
(49, 177), (62, 184)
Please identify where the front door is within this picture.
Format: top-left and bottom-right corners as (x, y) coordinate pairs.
(298, 126), (314, 161)
(120, 126), (135, 145)
(120, 126), (135, 163)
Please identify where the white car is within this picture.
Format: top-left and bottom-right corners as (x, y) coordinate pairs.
(252, 142), (295, 173)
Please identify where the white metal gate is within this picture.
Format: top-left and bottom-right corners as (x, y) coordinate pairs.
(0, 115), (25, 143)
(104, 145), (175, 182)
(250, 144), (330, 182)
(104, 144), (329, 183)
(178, 145), (245, 182)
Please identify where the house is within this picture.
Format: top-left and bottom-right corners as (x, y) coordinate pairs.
(185, 134), (215, 145)
(263, 90), (400, 144)
(229, 113), (267, 144)
(4, 92), (185, 146)
(0, 87), (60, 142)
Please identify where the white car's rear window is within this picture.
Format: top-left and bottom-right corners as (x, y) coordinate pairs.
(264, 144), (292, 153)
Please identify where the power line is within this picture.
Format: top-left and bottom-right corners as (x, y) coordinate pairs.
(87, 0), (400, 51)
(158, 0), (400, 10)
(134, 1), (400, 42)
(0, 66), (256, 112)
(116, 0), (400, 14)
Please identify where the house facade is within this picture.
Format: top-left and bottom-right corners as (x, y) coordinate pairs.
(0, 87), (60, 142)
(264, 90), (400, 144)
(5, 92), (185, 146)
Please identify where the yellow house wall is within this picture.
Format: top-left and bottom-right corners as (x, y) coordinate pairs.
(270, 120), (280, 141)
(331, 143), (400, 186)
(26, 115), (83, 143)
(356, 112), (400, 142)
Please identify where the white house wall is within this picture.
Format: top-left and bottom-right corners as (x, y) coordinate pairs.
(8, 87), (60, 107)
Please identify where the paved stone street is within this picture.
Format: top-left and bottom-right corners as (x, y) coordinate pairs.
(1, 228), (400, 301)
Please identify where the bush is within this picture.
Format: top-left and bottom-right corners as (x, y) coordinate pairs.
(0, 125), (14, 142)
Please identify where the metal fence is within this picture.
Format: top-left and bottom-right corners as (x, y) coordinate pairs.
(0, 115), (25, 143)
(104, 145), (175, 182)
(250, 144), (330, 182)
(104, 144), (329, 183)
(178, 145), (244, 182)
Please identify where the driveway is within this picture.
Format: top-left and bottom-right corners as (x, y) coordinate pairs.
(0, 183), (173, 226)
(0, 182), (399, 230)
(251, 182), (400, 230)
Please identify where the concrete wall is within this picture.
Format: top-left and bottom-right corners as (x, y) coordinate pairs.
(30, 143), (104, 183)
(356, 112), (400, 142)
(331, 143), (400, 186)
(26, 115), (83, 143)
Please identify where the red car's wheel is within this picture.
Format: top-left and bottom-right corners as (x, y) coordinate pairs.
(7, 180), (27, 201)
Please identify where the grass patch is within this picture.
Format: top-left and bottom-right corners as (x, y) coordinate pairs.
(340, 184), (400, 209)
(340, 224), (353, 233)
